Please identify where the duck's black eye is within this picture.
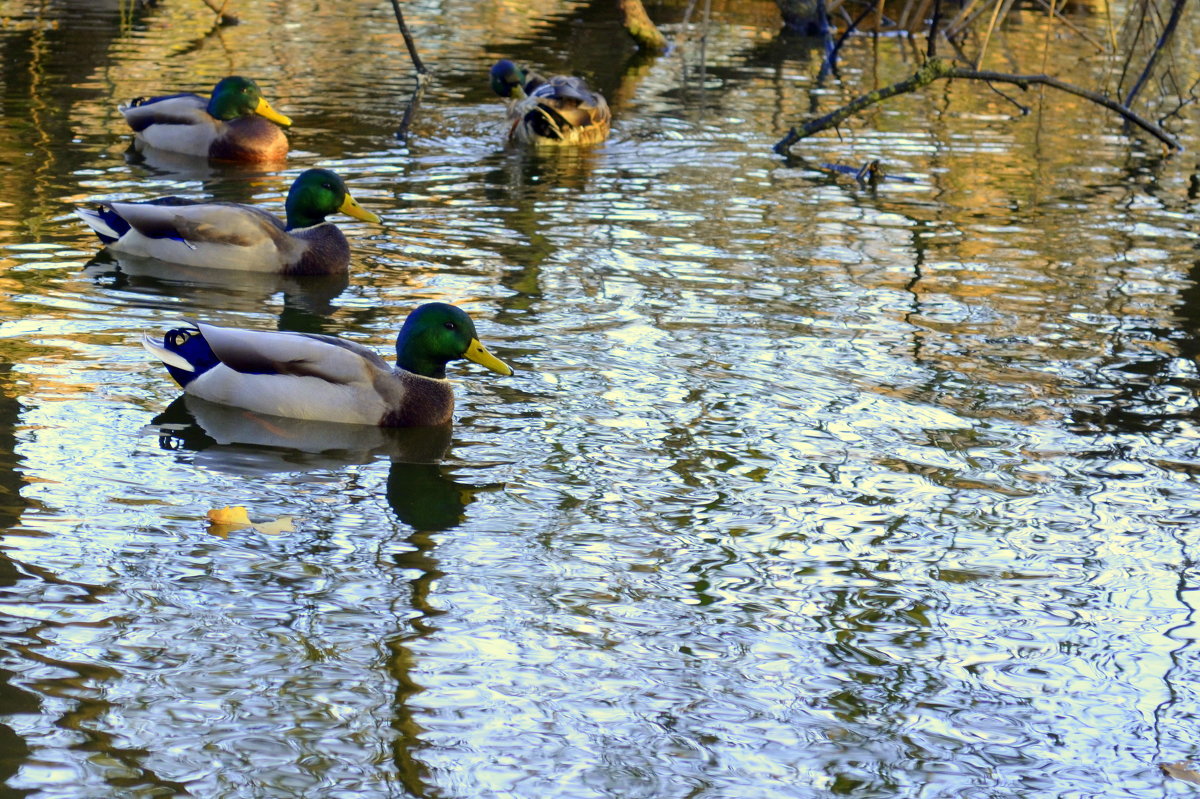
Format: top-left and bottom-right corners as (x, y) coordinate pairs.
(322, 183), (333, 190)
(444, 322), (457, 330)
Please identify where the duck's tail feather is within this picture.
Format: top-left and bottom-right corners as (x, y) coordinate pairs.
(525, 104), (570, 141)
(143, 326), (219, 388)
(76, 206), (128, 244)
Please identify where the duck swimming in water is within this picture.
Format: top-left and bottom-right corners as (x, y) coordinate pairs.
(120, 75), (292, 162)
(77, 168), (380, 275)
(142, 303), (514, 427)
(489, 60), (611, 146)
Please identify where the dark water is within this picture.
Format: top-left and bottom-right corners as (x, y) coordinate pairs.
(0, 0), (1199, 796)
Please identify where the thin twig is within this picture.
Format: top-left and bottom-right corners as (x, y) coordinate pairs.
(819, 0), (881, 79)
(819, 0), (835, 72)
(681, 0), (701, 28)
(1028, 0), (1106, 51)
(773, 57), (1181, 153)
(1158, 93), (1198, 126)
(985, 80), (1031, 114)
(390, 0), (427, 74)
(199, 0), (237, 25)
(396, 73), (431, 140)
(1114, 0), (1152, 97)
(390, 0), (429, 140)
(944, 0), (988, 38)
(944, 1), (996, 41)
(1037, 0), (1055, 80)
(1157, 75), (1200, 125)
(927, 0), (942, 58)
(976, 0), (1017, 68)
(1123, 0), (1188, 108)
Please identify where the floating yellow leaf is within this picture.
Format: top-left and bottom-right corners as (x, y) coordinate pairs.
(205, 506), (294, 537)
(207, 506), (252, 526)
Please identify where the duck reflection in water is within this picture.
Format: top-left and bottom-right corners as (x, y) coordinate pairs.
(123, 140), (262, 182)
(85, 250), (350, 326)
(151, 395), (496, 532)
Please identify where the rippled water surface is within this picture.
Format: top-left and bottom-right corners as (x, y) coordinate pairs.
(1, 0), (1199, 796)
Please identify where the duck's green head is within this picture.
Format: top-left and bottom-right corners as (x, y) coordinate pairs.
(395, 303), (513, 379)
(490, 60), (527, 99)
(207, 76), (293, 127)
(284, 168), (382, 230)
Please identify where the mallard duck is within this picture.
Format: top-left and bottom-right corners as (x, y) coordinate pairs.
(142, 302), (514, 427)
(489, 59), (611, 146)
(120, 76), (293, 162)
(77, 168), (381, 275)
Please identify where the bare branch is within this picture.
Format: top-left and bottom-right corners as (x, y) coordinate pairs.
(773, 57), (1182, 154)
(1028, 0), (1107, 51)
(618, 0), (669, 53)
(199, 0), (237, 25)
(390, 0), (430, 140)
(927, 0), (943, 58)
(389, 0), (428, 75)
(985, 80), (1031, 114)
(1123, 0), (1189, 108)
(396, 72), (431, 140)
(818, 0), (880, 79)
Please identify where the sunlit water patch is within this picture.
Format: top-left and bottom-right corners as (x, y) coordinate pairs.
(0, 0), (1199, 797)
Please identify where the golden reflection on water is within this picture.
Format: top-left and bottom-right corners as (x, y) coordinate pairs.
(0, 0), (1197, 796)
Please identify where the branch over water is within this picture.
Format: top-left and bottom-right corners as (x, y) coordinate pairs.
(390, 0), (430, 140)
(773, 57), (1182, 154)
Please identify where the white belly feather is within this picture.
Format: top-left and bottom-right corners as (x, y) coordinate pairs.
(188, 367), (389, 426)
(111, 230), (288, 271)
(135, 123), (220, 158)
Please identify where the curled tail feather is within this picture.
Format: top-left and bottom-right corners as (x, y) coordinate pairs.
(142, 326), (218, 388)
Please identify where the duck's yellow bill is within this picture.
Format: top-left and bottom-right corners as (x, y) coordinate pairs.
(255, 97), (293, 127)
(339, 194), (382, 224)
(465, 339), (513, 376)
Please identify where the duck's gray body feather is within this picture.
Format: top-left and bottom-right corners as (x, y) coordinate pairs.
(151, 324), (456, 427)
(82, 201), (350, 274)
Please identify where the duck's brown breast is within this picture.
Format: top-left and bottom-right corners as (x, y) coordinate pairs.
(379, 373), (456, 428)
(209, 117), (288, 162)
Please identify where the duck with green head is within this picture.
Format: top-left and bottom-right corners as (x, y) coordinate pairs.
(489, 59), (611, 146)
(120, 76), (293, 162)
(142, 303), (514, 427)
(77, 168), (381, 275)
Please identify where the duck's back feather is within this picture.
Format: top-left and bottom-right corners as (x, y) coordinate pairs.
(119, 93), (209, 131)
(89, 201), (311, 271)
(106, 199), (280, 242)
(510, 75), (611, 145)
(196, 323), (390, 384)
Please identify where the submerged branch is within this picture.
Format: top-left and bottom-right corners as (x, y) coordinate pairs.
(773, 58), (1182, 154)
(390, 0), (430, 140)
(397, 72), (432, 140)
